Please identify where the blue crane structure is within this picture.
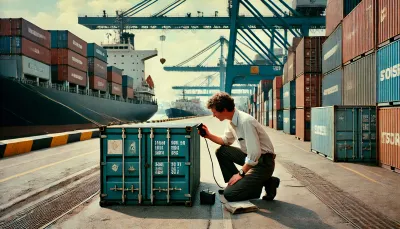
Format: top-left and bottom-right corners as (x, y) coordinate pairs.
(78, 0), (325, 94)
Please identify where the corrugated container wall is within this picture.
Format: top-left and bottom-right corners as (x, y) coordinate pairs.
(268, 111), (273, 128)
(322, 24), (342, 74)
(287, 52), (296, 82)
(51, 65), (87, 86)
(378, 0), (400, 46)
(109, 82), (123, 96)
(50, 30), (87, 57)
(322, 68), (343, 106)
(342, 0), (375, 64)
(311, 106), (377, 162)
(377, 39), (400, 104)
(51, 49), (88, 72)
(0, 55), (50, 80)
(378, 107), (400, 171)
(296, 108), (311, 141)
(283, 62), (288, 84)
(122, 75), (134, 88)
(0, 37), (51, 65)
(273, 110), (283, 130)
(296, 37), (326, 76)
(89, 75), (107, 92)
(283, 109), (296, 135)
(283, 81), (296, 109)
(0, 18), (51, 48)
(107, 66), (123, 76)
(123, 87), (134, 99)
(273, 76), (283, 90)
(107, 71), (123, 85)
(296, 73), (322, 108)
(325, 0), (362, 36)
(99, 124), (201, 206)
(343, 53), (376, 106)
(88, 57), (107, 79)
(87, 43), (107, 63)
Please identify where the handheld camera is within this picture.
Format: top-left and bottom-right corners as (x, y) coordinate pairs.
(197, 123), (207, 137)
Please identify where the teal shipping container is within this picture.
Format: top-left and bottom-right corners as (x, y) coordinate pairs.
(87, 43), (107, 63)
(283, 109), (296, 135)
(99, 123), (201, 207)
(268, 89), (273, 111)
(311, 106), (376, 162)
(283, 81), (296, 109)
(273, 110), (283, 130)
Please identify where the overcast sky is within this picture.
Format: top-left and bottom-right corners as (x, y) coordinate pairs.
(0, 0), (324, 104)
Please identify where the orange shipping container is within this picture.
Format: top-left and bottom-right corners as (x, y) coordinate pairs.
(378, 107), (400, 172)
(296, 108), (311, 141)
(378, 0), (400, 46)
(107, 71), (122, 85)
(296, 74), (322, 108)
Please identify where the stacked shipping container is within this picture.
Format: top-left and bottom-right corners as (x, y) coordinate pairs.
(122, 75), (134, 99)
(87, 43), (109, 93)
(273, 76), (283, 130)
(50, 30), (87, 87)
(254, 80), (273, 126)
(0, 18), (51, 81)
(283, 81), (296, 135)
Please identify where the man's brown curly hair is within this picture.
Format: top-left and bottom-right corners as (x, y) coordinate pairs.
(207, 92), (235, 112)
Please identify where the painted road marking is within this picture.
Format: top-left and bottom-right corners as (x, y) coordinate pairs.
(337, 164), (385, 186)
(0, 150), (97, 183)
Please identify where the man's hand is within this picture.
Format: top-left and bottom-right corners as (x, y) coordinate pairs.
(198, 124), (210, 138)
(228, 173), (242, 186)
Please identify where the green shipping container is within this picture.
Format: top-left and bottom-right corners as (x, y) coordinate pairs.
(311, 106), (376, 162)
(100, 123), (201, 207)
(283, 109), (296, 135)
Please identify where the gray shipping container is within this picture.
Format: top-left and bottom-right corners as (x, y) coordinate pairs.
(0, 55), (50, 80)
(343, 53), (376, 106)
(322, 24), (342, 75)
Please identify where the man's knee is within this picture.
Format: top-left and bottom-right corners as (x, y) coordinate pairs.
(223, 187), (237, 202)
(215, 145), (227, 158)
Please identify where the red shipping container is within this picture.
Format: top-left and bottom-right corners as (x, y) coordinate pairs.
(378, 0), (400, 46)
(274, 88), (281, 100)
(4, 37), (51, 65)
(342, 0), (375, 64)
(273, 99), (282, 111)
(51, 49), (88, 72)
(378, 107), (400, 171)
(123, 87), (134, 99)
(88, 57), (107, 79)
(295, 37), (326, 76)
(109, 82), (123, 96)
(52, 65), (87, 86)
(0, 19), (11, 35)
(107, 71), (123, 84)
(296, 108), (311, 141)
(89, 75), (107, 92)
(296, 74), (322, 108)
(273, 76), (282, 90)
(325, 0), (344, 36)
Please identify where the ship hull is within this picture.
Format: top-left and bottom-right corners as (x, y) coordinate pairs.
(165, 108), (196, 118)
(0, 77), (158, 140)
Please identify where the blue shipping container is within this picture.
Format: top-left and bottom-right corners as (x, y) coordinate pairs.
(322, 24), (342, 74)
(283, 109), (296, 135)
(311, 106), (376, 162)
(283, 81), (296, 109)
(273, 110), (283, 130)
(100, 123), (201, 206)
(322, 68), (343, 106)
(87, 43), (107, 63)
(377, 40), (400, 104)
(0, 37), (20, 54)
(122, 75), (134, 88)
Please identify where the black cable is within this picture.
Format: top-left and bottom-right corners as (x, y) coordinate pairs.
(204, 138), (224, 189)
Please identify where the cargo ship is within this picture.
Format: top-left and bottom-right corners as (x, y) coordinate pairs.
(165, 91), (210, 118)
(0, 18), (158, 140)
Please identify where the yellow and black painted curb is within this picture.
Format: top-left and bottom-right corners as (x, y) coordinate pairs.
(0, 129), (99, 159)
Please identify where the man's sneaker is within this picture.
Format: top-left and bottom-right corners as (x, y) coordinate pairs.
(262, 176), (280, 201)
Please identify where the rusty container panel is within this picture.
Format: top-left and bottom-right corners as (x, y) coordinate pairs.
(378, 107), (400, 171)
(342, 0), (376, 64)
(0, 19), (11, 36)
(89, 75), (107, 92)
(296, 73), (322, 108)
(9, 18), (51, 48)
(51, 65), (87, 86)
(51, 49), (88, 72)
(273, 76), (283, 90)
(325, 0), (343, 36)
(88, 57), (107, 79)
(107, 71), (123, 85)
(109, 82), (123, 96)
(343, 53), (376, 106)
(296, 37), (326, 77)
(0, 37), (51, 65)
(296, 108), (311, 141)
(287, 51), (296, 82)
(378, 0), (400, 46)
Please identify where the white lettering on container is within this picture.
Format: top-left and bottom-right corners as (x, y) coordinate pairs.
(380, 63), (399, 81)
(96, 49), (105, 57)
(314, 125), (327, 136)
(71, 73), (83, 81)
(27, 62), (44, 73)
(71, 56), (83, 65)
(28, 27), (46, 40)
(284, 91), (289, 98)
(114, 86), (121, 91)
(381, 132), (400, 146)
(98, 81), (105, 87)
(324, 85), (339, 95)
(97, 63), (105, 70)
(73, 40), (83, 50)
(284, 118), (289, 123)
(324, 44), (338, 61)
(30, 47), (40, 54)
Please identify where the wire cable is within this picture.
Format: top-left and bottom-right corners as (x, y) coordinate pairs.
(204, 138), (224, 189)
